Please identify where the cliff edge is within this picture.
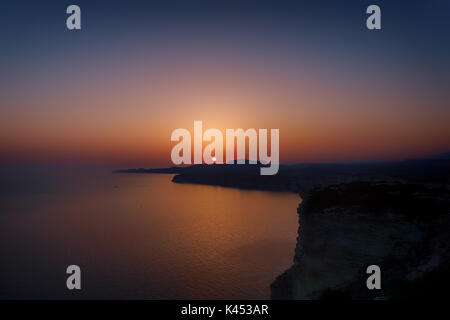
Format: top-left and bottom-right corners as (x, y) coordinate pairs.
(271, 181), (450, 299)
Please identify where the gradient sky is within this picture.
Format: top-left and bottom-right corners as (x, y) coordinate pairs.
(1, 0), (449, 167)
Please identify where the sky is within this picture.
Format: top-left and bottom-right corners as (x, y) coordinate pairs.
(0, 0), (449, 167)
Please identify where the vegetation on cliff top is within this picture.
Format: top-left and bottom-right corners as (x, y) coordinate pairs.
(303, 181), (450, 221)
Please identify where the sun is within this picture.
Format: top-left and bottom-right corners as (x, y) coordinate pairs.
(212, 156), (217, 163)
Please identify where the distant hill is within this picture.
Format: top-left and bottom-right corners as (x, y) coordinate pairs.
(423, 151), (450, 160)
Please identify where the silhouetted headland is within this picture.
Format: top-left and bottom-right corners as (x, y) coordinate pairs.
(115, 157), (450, 194)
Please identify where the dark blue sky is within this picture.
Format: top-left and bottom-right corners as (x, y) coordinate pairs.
(1, 0), (449, 86)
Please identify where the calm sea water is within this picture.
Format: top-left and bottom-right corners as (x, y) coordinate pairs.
(0, 168), (299, 299)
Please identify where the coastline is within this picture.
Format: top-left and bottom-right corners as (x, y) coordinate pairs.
(115, 159), (450, 299)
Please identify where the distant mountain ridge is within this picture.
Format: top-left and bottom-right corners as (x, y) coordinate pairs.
(423, 151), (450, 160)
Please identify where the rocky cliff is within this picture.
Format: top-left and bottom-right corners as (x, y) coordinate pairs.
(271, 181), (450, 299)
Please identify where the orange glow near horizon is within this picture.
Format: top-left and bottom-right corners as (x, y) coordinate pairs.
(1, 52), (449, 167)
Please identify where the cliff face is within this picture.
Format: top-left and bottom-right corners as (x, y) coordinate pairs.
(271, 181), (450, 299)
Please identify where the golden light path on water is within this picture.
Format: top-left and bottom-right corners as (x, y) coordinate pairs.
(0, 171), (300, 299)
